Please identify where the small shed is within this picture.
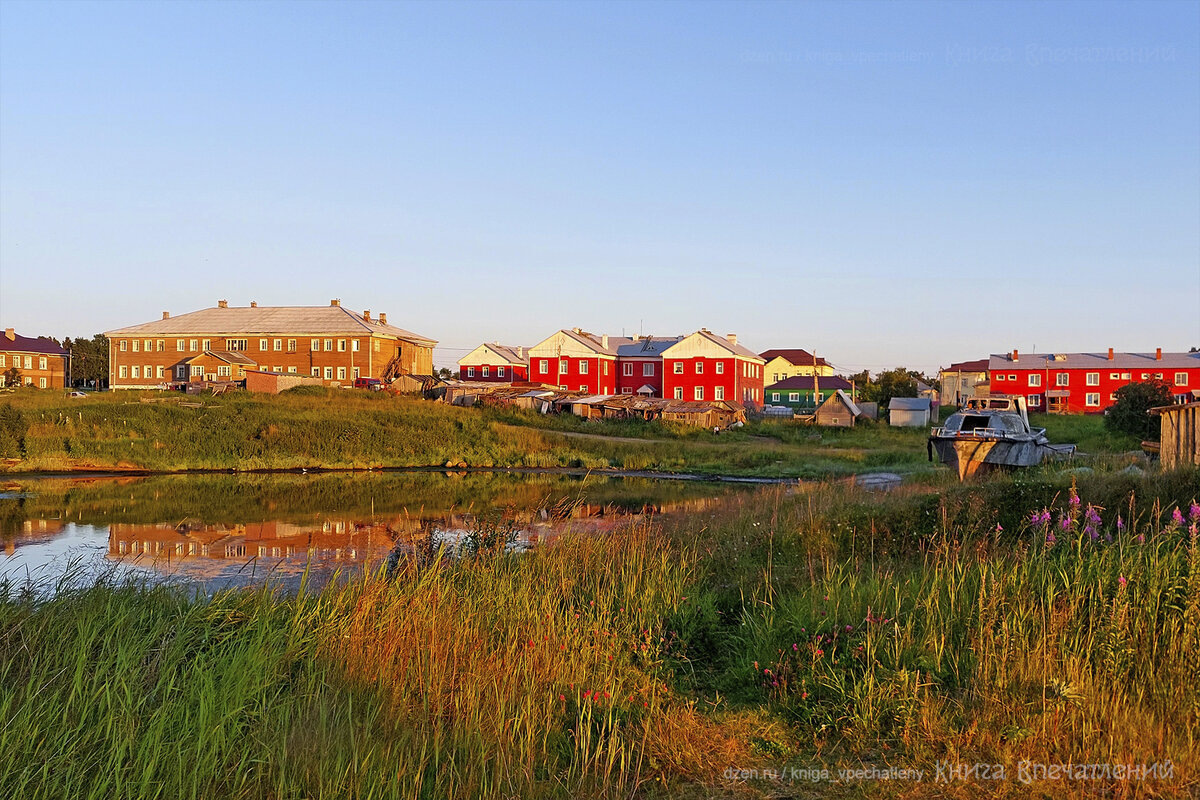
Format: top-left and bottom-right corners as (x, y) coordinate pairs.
(814, 390), (861, 428)
(244, 370), (323, 394)
(1150, 400), (1200, 470)
(888, 397), (932, 427)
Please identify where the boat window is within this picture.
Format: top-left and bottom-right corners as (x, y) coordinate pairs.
(960, 415), (992, 432)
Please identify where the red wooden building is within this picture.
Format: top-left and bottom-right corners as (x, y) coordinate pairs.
(661, 330), (766, 408)
(988, 349), (1200, 414)
(615, 336), (681, 397)
(457, 343), (529, 382)
(527, 329), (620, 394)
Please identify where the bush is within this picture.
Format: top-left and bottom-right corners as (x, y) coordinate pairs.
(1104, 380), (1172, 441)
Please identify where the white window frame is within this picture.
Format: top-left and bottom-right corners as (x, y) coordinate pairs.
(38, 357), (47, 370)
(192, 365), (204, 377)
(539, 359), (548, 374)
(623, 362), (633, 376)
(674, 387), (683, 400)
(694, 386), (703, 400)
(466, 367), (475, 378)
(673, 362), (683, 374)
(323, 367), (333, 380)
(1110, 372), (1120, 380)
(217, 366), (232, 377)
(1176, 372), (1188, 386)
(497, 366), (505, 378)
(559, 358), (568, 374)
(39, 377), (47, 388)
(177, 340), (185, 352)
(351, 339), (360, 352)
(324, 339), (333, 352)
(643, 363), (654, 376)
(120, 340), (128, 352)
(1028, 394), (1041, 407)
(132, 340), (139, 352)
(311, 339), (320, 351)
(1028, 374), (1041, 386)
(1085, 393), (1100, 407)
(1086, 372), (1099, 386)
(482, 366), (490, 378)
(789, 392), (799, 402)
(716, 362), (724, 375)
(119, 365), (128, 378)
(259, 339), (269, 351)
(715, 386), (724, 400)
(337, 339), (347, 352)
(311, 367), (320, 377)
(579, 360), (588, 375)
(1055, 373), (1069, 386)
(695, 362), (703, 374)
(337, 367), (347, 380)
(131, 366), (140, 379)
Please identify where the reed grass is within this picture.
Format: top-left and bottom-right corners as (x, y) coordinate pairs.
(1, 467), (1196, 798)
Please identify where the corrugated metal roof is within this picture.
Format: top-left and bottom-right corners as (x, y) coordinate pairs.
(888, 397), (931, 411)
(104, 304), (436, 346)
(988, 351), (1200, 372)
(759, 348), (832, 368)
(766, 375), (852, 391)
(0, 331), (68, 356)
(944, 359), (989, 372)
(614, 336), (683, 357)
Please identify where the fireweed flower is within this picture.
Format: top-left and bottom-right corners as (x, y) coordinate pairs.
(1069, 492), (1081, 507)
(1118, 575), (1128, 589)
(1190, 502), (1200, 521)
(1172, 508), (1184, 526)
(1117, 516), (1125, 531)
(1040, 510), (1052, 525)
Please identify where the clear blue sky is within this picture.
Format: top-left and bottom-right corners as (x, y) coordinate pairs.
(2, 0), (1197, 374)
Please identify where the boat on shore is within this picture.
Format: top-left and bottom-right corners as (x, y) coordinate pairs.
(928, 396), (1076, 480)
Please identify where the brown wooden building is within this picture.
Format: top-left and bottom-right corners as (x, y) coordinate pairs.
(1151, 401), (1200, 470)
(105, 300), (436, 390)
(0, 327), (69, 389)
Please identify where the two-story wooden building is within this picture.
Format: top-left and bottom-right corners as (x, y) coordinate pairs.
(526, 329), (622, 394)
(614, 336), (681, 397)
(105, 300), (436, 389)
(988, 349), (1200, 413)
(760, 348), (835, 385)
(456, 343), (529, 382)
(661, 330), (766, 407)
(0, 328), (69, 389)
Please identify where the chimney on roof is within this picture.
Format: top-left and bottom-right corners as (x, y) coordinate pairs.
(1011, 349), (1019, 362)
(517, 346), (524, 358)
(162, 311), (170, 320)
(601, 334), (609, 349)
(1108, 347), (1114, 360)
(250, 301), (257, 308)
(379, 313), (387, 325)
(1156, 347), (1162, 361)
(3, 328), (13, 341)
(331, 299), (340, 307)
(727, 333), (738, 346)
(363, 309), (371, 322)
(217, 300), (228, 309)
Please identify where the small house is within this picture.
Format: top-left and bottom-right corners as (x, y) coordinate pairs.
(814, 390), (861, 428)
(765, 375), (854, 413)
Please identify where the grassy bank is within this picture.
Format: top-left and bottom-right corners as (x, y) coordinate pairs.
(0, 389), (1143, 478)
(2, 467), (1197, 798)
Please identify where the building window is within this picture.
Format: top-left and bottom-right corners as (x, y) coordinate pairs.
(156, 340), (164, 352)
(716, 362), (724, 375)
(643, 363), (654, 376)
(131, 366), (140, 379)
(176, 366), (187, 379)
(497, 366), (505, 378)
(323, 367), (333, 380)
(202, 339), (210, 350)
(559, 358), (568, 374)
(38, 377), (46, 388)
(1086, 393), (1100, 407)
(0, 355), (5, 367)
(1086, 372), (1099, 386)
(673, 362), (683, 374)
(24, 356), (31, 369)
(1176, 372), (1189, 386)
(217, 366), (231, 377)
(1028, 394), (1041, 407)
(132, 340), (139, 352)
(1141, 373), (1149, 380)
(1055, 373), (1069, 386)
(623, 363), (633, 377)
(773, 373), (779, 382)
(674, 387), (683, 400)
(336, 367), (346, 380)
(324, 339), (333, 352)
(120, 340), (128, 351)
(1110, 372), (1120, 380)
(603, 362), (609, 375)
(351, 339), (360, 352)
(119, 365), (128, 378)
(190, 339), (198, 352)
(694, 386), (703, 400)
(1122, 372), (1130, 380)
(695, 362), (703, 374)
(539, 359), (548, 374)
(1155, 373), (1163, 380)
(38, 357), (47, 370)
(1028, 374), (1041, 386)
(622, 388), (633, 395)
(176, 340), (185, 352)
(715, 386), (724, 400)
(227, 339), (248, 351)
(353, 367), (360, 379)
(288, 366), (297, 374)
(143, 340), (151, 352)
(467, 367), (475, 377)
(311, 339), (320, 351)
(192, 365), (204, 377)
(579, 361), (588, 375)
(311, 367), (320, 377)
(259, 339), (268, 350)
(482, 366), (490, 377)
(337, 340), (346, 352)
(284, 339), (294, 352)
(579, 385), (588, 392)
(156, 366), (165, 379)
(1109, 393), (1118, 401)
(786, 392), (798, 402)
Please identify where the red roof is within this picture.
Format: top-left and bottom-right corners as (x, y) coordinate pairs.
(759, 348), (831, 368)
(0, 331), (68, 356)
(945, 359), (989, 372)
(766, 375), (853, 391)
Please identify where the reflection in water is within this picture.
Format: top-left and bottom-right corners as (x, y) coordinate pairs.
(2, 473), (743, 592)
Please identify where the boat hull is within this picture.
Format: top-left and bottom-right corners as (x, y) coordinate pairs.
(929, 436), (1066, 480)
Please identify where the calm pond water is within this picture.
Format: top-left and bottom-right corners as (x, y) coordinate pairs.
(0, 471), (750, 593)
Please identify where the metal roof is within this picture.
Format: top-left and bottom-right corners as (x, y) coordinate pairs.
(0, 331), (68, 356)
(943, 359), (989, 372)
(105, 304), (436, 346)
(614, 336), (683, 357)
(888, 397), (931, 411)
(766, 375), (852, 391)
(988, 351), (1200, 372)
(759, 348), (832, 368)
